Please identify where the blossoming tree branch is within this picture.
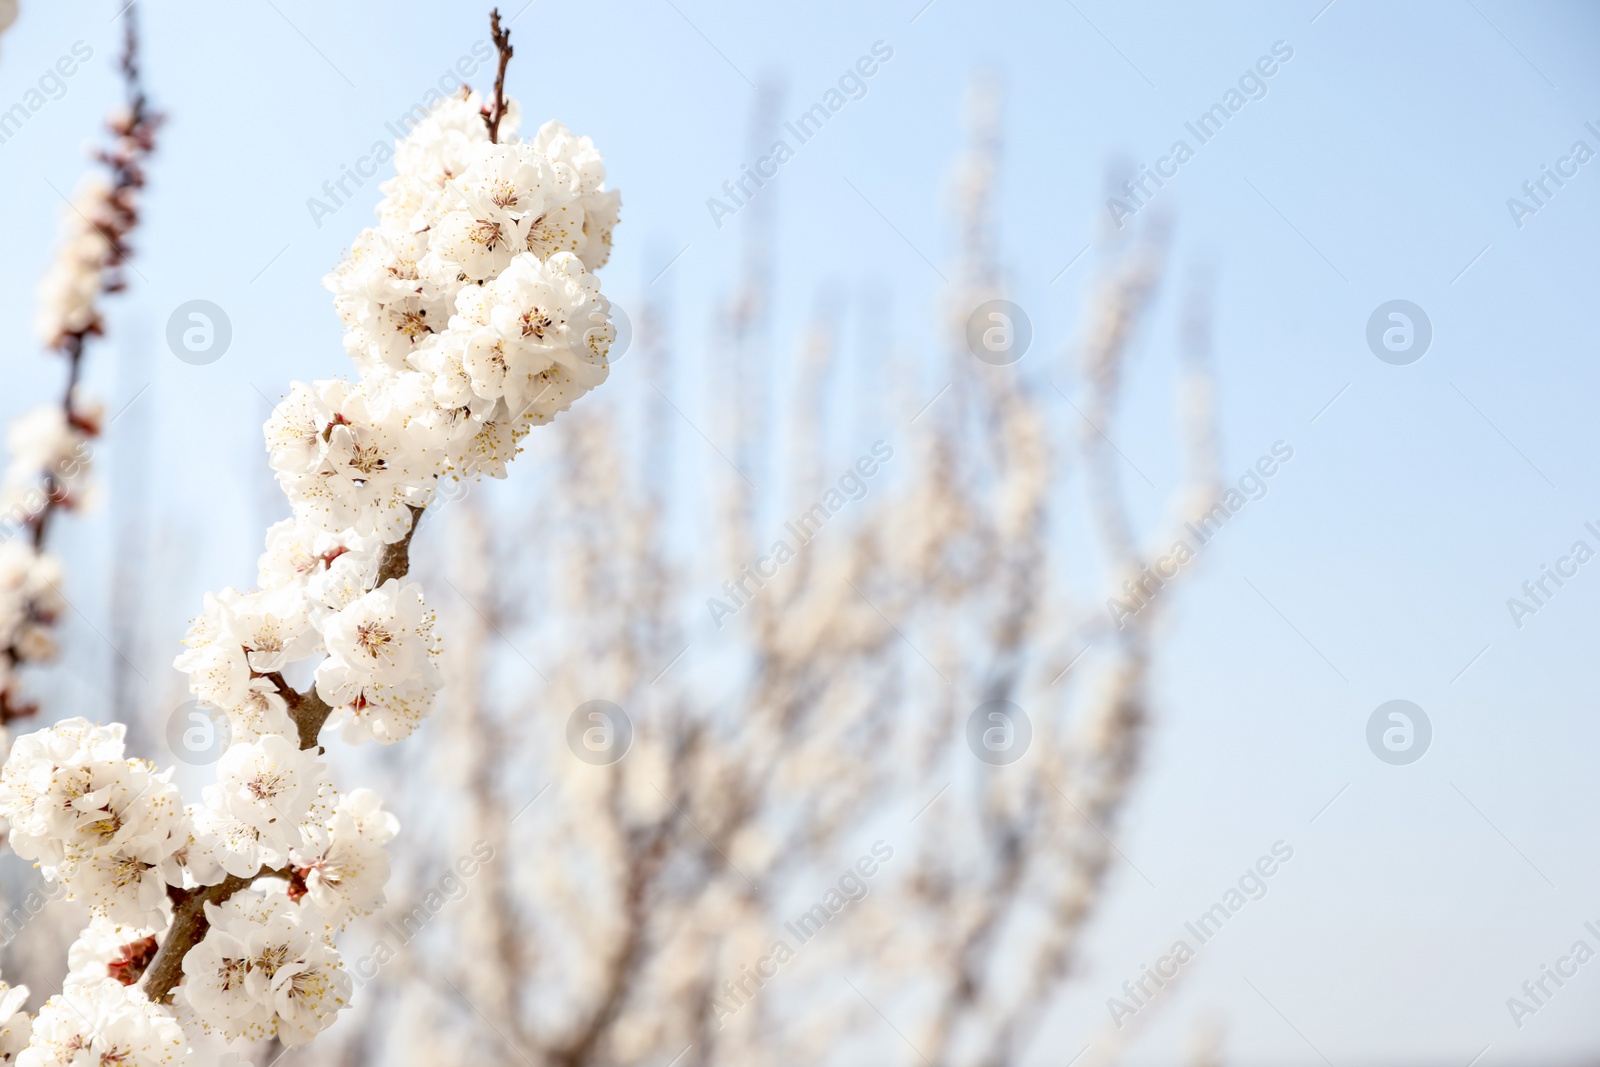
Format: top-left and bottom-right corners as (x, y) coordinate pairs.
(0, 11), (157, 730)
(0, 8), (621, 1062)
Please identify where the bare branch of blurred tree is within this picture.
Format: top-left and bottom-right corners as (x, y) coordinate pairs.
(302, 77), (1218, 1067)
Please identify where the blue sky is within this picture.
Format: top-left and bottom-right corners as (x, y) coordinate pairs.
(1, 0), (1598, 1062)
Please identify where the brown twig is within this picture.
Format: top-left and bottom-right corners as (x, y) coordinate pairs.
(377, 505), (425, 585)
(140, 867), (290, 1004)
(483, 8), (513, 144)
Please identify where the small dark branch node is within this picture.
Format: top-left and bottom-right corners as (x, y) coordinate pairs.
(107, 936), (160, 986)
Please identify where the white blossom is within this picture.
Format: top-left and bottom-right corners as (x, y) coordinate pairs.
(33, 177), (116, 348)
(0, 543), (65, 715)
(223, 678), (296, 745)
(289, 788), (397, 928)
(190, 790), (278, 881)
(221, 588), (320, 675)
(173, 599), (303, 744)
(378, 90), (519, 236)
(314, 579), (440, 739)
(327, 682), (437, 747)
(0, 981), (30, 1065)
(267, 378), (440, 543)
(213, 735), (328, 853)
(18, 978), (185, 1067)
(528, 118), (622, 271)
(180, 891), (349, 1046)
(445, 250), (611, 417)
(418, 141), (583, 289)
(2, 404), (95, 511)
(172, 590), (251, 710)
(159, 811), (227, 890)
(326, 229), (450, 377)
(0, 719), (183, 926)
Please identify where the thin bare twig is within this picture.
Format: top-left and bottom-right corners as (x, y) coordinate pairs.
(484, 8), (514, 144)
(139, 867), (290, 1003)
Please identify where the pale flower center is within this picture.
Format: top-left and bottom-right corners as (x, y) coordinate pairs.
(520, 308), (553, 340)
(247, 770), (287, 801)
(469, 218), (505, 251)
(256, 943), (290, 975)
(396, 309), (432, 341)
(216, 956), (247, 992)
(346, 444), (387, 478)
(355, 622), (394, 659)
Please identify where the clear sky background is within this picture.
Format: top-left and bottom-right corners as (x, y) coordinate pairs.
(1, 1), (1599, 1064)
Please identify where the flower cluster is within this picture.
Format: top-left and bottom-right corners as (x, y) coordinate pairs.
(0, 983), (27, 1065)
(0, 716), (380, 1052)
(3, 404), (96, 517)
(0, 384), (99, 731)
(235, 90), (620, 752)
(0, 84), (619, 1060)
(319, 89), (619, 494)
(0, 401), (97, 720)
(231, 95), (622, 757)
(0, 544), (64, 723)
(35, 103), (158, 351)
(179, 891), (349, 1045)
(0, 720), (181, 926)
(20, 980), (184, 1067)
(34, 178), (120, 348)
